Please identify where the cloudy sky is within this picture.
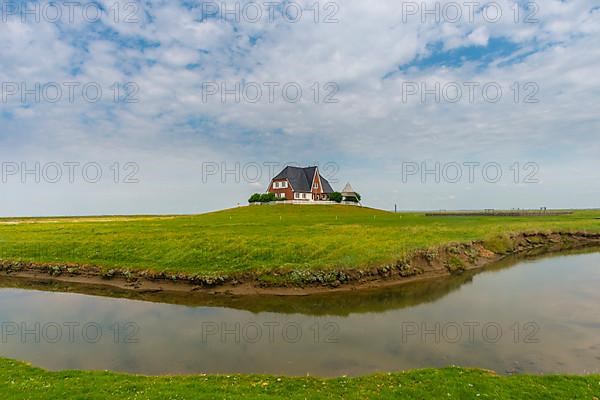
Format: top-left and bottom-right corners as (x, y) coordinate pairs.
(0, 0), (599, 216)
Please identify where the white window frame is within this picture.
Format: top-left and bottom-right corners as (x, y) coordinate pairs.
(282, 181), (288, 188)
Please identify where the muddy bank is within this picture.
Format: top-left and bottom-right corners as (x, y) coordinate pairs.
(1, 231), (600, 296)
(3, 246), (599, 315)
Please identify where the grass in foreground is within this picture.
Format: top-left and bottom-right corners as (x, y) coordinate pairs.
(0, 358), (598, 399)
(0, 206), (599, 275)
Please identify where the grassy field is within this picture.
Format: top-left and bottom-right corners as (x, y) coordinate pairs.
(2, 210), (600, 397)
(0, 206), (599, 276)
(0, 358), (598, 399)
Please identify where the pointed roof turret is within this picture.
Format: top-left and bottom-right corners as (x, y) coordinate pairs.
(341, 182), (355, 195)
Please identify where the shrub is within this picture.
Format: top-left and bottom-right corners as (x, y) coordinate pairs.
(259, 192), (277, 203)
(249, 193), (278, 203)
(329, 192), (342, 203)
(248, 193), (262, 203)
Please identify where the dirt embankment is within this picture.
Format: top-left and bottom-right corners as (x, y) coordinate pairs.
(1, 232), (600, 296)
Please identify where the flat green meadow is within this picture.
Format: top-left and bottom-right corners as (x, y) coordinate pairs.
(0, 206), (599, 275)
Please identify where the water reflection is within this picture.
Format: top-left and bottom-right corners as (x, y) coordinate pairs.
(0, 248), (599, 376)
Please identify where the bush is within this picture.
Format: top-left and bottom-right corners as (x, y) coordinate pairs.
(249, 193), (278, 203)
(329, 192), (342, 203)
(259, 192), (277, 203)
(248, 193), (262, 203)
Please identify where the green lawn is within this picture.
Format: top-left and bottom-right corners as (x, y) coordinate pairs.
(1, 206), (599, 276)
(0, 358), (598, 399)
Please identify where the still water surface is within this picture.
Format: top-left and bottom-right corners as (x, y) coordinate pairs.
(0, 250), (599, 376)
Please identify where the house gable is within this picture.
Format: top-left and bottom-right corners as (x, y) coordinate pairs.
(268, 178), (293, 200)
(311, 168), (323, 194)
(270, 178), (292, 191)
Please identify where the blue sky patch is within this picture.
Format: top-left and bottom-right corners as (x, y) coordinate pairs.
(384, 37), (523, 79)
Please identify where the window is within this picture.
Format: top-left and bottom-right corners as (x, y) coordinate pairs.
(313, 183), (319, 189)
(274, 182), (279, 189)
(282, 181), (288, 188)
(294, 192), (300, 199)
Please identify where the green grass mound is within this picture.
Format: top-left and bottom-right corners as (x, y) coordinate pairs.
(0, 206), (598, 276)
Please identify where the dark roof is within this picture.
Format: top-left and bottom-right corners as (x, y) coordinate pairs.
(273, 166), (334, 193)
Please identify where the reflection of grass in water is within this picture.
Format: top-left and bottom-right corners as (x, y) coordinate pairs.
(0, 272), (475, 316)
(1, 357), (599, 399)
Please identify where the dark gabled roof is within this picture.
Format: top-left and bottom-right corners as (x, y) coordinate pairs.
(273, 166), (334, 193)
(320, 174), (334, 193)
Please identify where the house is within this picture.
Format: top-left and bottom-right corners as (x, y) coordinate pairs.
(267, 166), (334, 201)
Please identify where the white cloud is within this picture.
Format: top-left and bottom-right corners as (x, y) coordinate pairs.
(0, 0), (599, 215)
(467, 26), (489, 46)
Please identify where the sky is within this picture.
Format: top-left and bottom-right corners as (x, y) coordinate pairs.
(0, 0), (599, 216)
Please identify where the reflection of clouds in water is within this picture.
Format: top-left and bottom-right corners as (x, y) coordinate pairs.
(0, 251), (600, 375)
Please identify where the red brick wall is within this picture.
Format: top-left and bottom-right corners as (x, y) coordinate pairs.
(267, 179), (293, 200)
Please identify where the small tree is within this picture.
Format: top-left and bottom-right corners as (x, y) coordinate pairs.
(329, 192), (342, 203)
